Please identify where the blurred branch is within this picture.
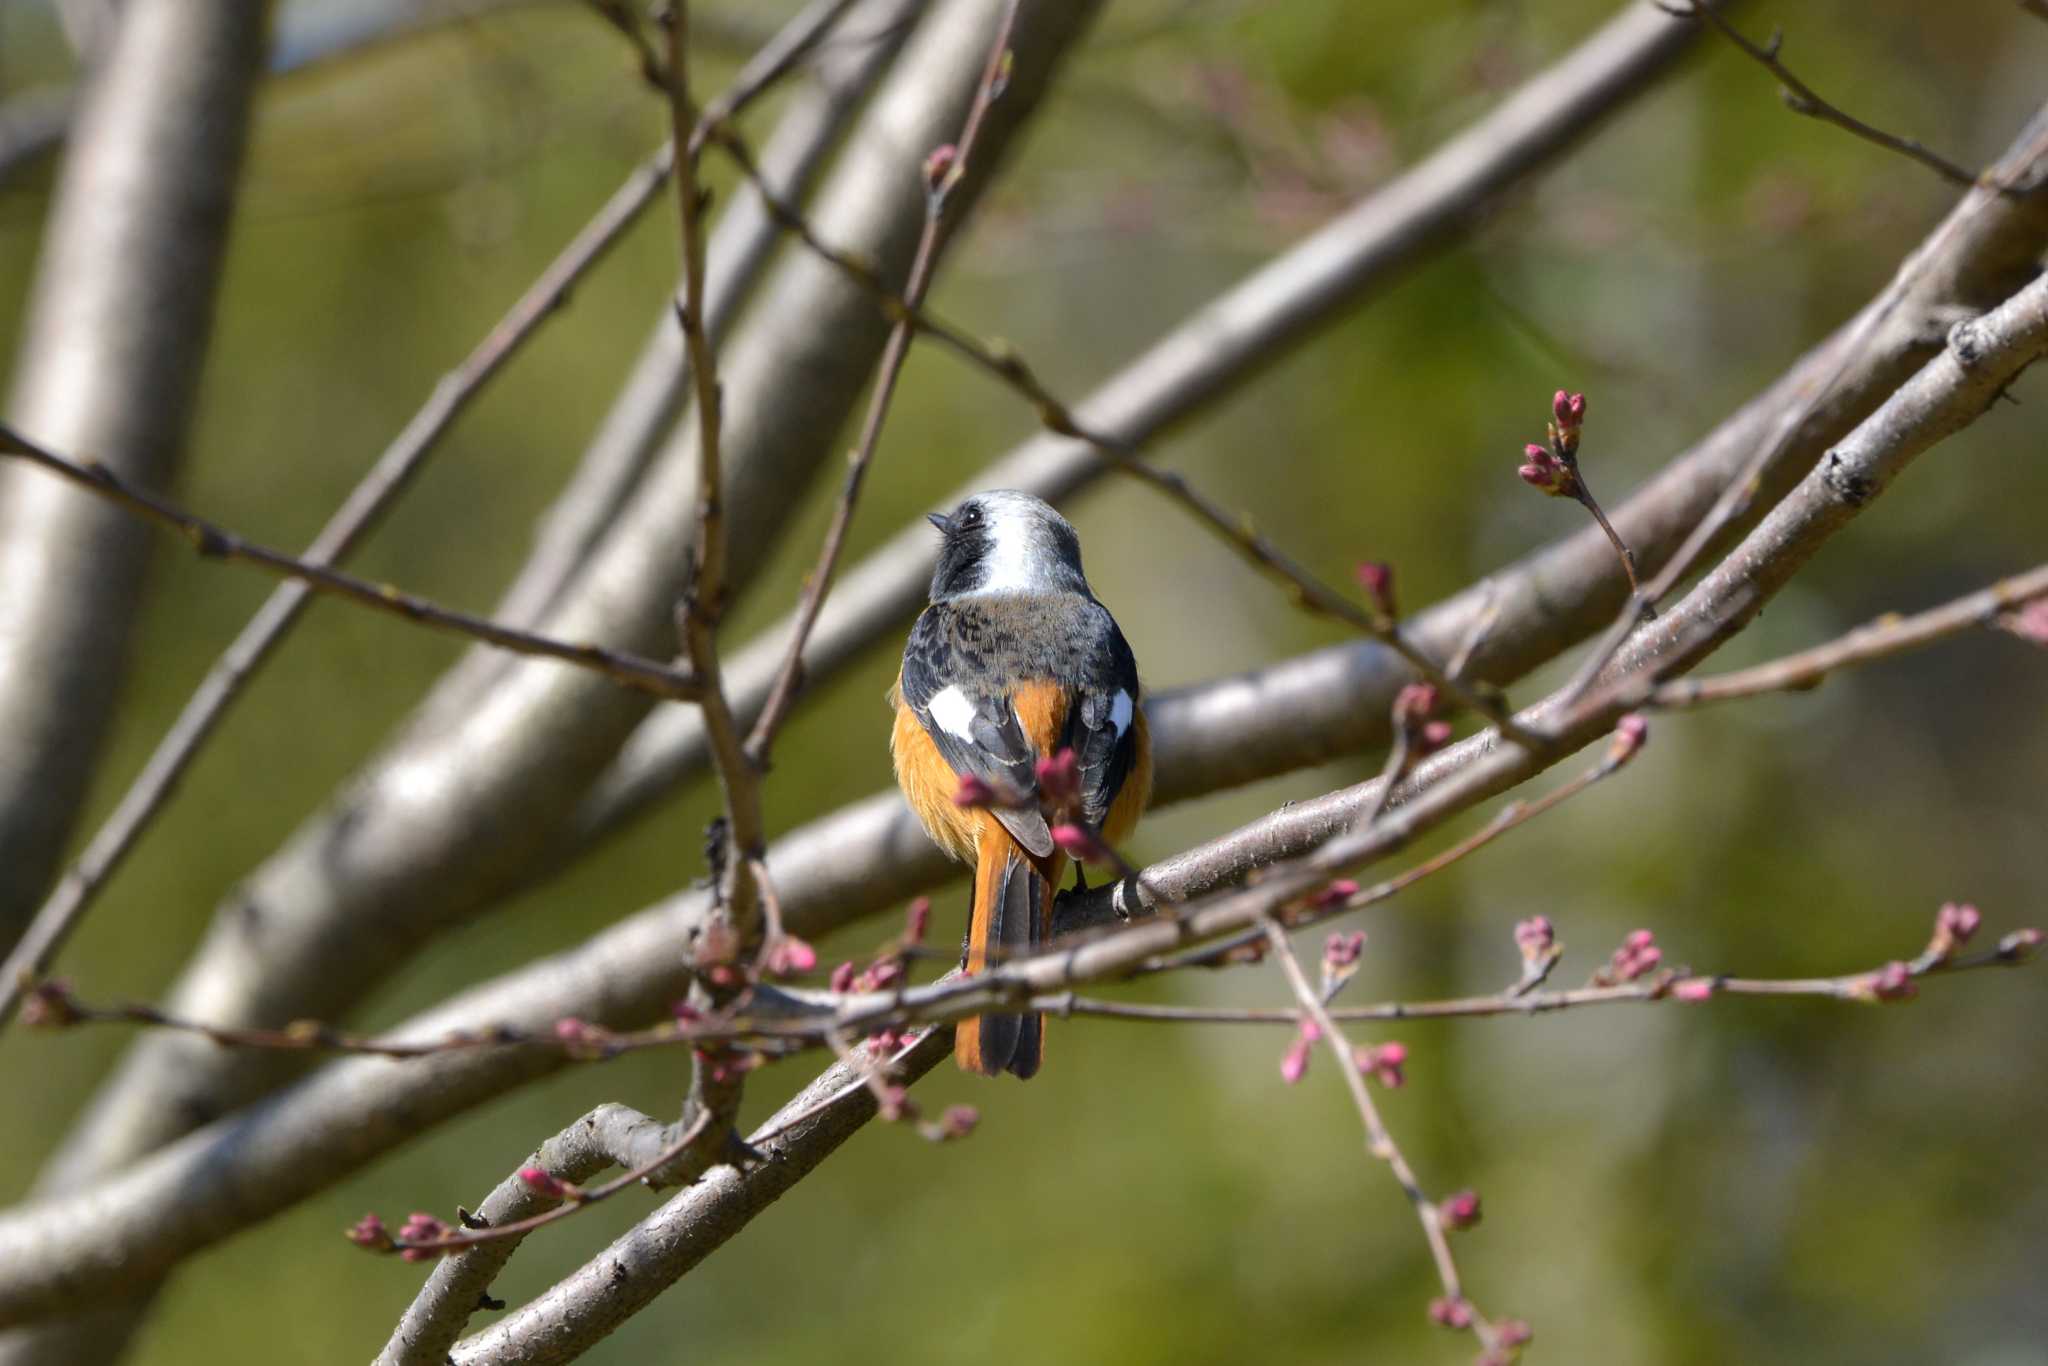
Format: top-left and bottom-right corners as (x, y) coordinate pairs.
(0, 421), (707, 701)
(743, 0), (1020, 761)
(1662, 1), (1977, 186)
(0, 0), (267, 954)
(0, 141), (682, 1032)
(478, 0), (924, 640)
(580, 0), (1722, 837)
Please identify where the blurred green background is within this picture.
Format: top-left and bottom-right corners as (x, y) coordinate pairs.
(2, 1), (2045, 1362)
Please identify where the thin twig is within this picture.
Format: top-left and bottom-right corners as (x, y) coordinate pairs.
(28, 921), (2038, 1057)
(664, 0), (766, 892)
(663, 0), (771, 1178)
(0, 422), (703, 701)
(0, 141), (679, 1033)
(1650, 561), (2048, 707)
(1664, 2), (1977, 186)
(744, 0), (1022, 763)
(1263, 920), (1499, 1352)
(1142, 719), (1645, 972)
(384, 1111), (713, 1258)
(1043, 938), (2039, 1023)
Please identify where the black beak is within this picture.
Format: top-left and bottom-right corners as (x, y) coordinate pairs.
(926, 511), (953, 535)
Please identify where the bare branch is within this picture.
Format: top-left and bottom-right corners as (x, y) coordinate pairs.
(0, 422), (707, 702)
(1264, 923), (1503, 1352)
(0, 0), (267, 952)
(1663, 1), (1977, 186)
(478, 0), (924, 640)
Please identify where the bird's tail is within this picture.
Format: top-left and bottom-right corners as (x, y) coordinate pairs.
(955, 830), (1057, 1079)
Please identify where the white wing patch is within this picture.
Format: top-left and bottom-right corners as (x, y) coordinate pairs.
(1108, 689), (1134, 738)
(929, 684), (979, 740)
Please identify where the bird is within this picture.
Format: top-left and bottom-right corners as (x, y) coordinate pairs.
(890, 490), (1150, 1078)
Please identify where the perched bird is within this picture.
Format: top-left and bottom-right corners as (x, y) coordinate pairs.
(891, 491), (1150, 1078)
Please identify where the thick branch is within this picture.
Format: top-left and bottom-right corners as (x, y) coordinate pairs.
(0, 0), (267, 951)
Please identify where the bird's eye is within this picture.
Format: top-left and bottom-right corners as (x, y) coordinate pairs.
(958, 505), (983, 528)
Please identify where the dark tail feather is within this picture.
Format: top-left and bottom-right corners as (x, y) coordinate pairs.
(956, 850), (1045, 1078)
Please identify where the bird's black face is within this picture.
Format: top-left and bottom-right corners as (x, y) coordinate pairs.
(927, 490), (1089, 602)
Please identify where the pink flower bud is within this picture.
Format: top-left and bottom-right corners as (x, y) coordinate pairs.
(936, 1104), (980, 1140)
(1925, 900), (1982, 963)
(1355, 560), (1397, 618)
(517, 1166), (574, 1201)
(904, 896), (932, 944)
(1672, 977), (1715, 1003)
(1863, 960), (1917, 1003)
(397, 1212), (452, 1262)
(876, 1084), (916, 1123)
(1995, 597), (2048, 646)
(952, 773), (995, 808)
(1418, 719), (1453, 753)
(922, 143), (957, 194)
(18, 978), (79, 1029)
(1513, 915), (1554, 961)
(1602, 929), (1663, 983)
(861, 956), (905, 992)
(1998, 927), (2043, 961)
(1323, 930), (1366, 972)
(1393, 682), (1440, 724)
(1309, 879), (1360, 910)
(766, 935), (818, 977)
(1428, 1296), (1474, 1329)
(1279, 1036), (1312, 1085)
(829, 960), (857, 993)
(1438, 1189), (1482, 1231)
(1050, 823), (1109, 864)
(1518, 444), (1574, 497)
(345, 1213), (393, 1252)
(1035, 749), (1082, 807)
(1552, 389), (1585, 429)
(1609, 712), (1649, 762)
(1496, 1318), (1534, 1348)
(1354, 1040), (1407, 1088)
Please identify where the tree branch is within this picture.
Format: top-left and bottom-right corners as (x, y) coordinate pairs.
(0, 0), (267, 952)
(1664, 1), (1977, 185)
(0, 421), (707, 701)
